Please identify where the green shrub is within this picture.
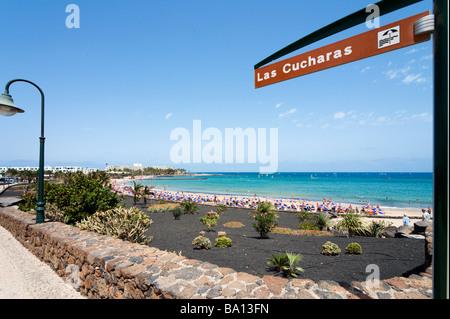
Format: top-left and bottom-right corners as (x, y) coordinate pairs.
(298, 221), (320, 230)
(298, 210), (312, 222)
(44, 202), (66, 223)
(250, 203), (278, 238)
(23, 172), (122, 225)
(216, 204), (227, 214)
(199, 211), (219, 231)
(76, 207), (153, 244)
(172, 207), (182, 220)
(192, 235), (211, 249)
(214, 236), (232, 247)
(321, 241), (341, 256)
(345, 242), (362, 254)
(18, 192), (36, 212)
(181, 200), (199, 214)
(147, 206), (167, 213)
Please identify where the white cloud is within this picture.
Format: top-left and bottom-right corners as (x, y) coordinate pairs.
(333, 111), (345, 119)
(411, 112), (432, 123)
(361, 66), (373, 73)
(406, 48), (419, 54)
(279, 108), (297, 118)
(275, 103), (282, 108)
(402, 73), (426, 84)
(165, 113), (173, 119)
(384, 66), (411, 80)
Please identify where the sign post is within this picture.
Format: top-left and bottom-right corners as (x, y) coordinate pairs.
(255, 12), (430, 88)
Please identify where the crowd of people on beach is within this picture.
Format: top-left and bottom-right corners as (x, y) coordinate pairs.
(110, 179), (388, 215)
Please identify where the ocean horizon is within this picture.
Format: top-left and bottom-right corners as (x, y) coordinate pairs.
(131, 172), (433, 210)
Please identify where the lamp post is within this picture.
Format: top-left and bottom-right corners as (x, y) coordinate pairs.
(0, 79), (46, 224)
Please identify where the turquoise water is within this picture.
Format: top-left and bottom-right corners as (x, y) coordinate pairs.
(134, 172), (433, 209)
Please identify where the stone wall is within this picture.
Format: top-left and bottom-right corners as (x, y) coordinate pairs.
(0, 207), (433, 299)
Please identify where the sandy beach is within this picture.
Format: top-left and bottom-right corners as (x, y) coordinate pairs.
(110, 177), (431, 228)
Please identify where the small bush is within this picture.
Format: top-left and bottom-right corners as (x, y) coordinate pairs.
(250, 203), (278, 238)
(321, 241), (341, 256)
(345, 242), (362, 254)
(181, 200), (199, 214)
(77, 207), (153, 245)
(216, 204), (227, 214)
(18, 192), (36, 212)
(199, 211), (219, 231)
(192, 235), (211, 249)
(298, 222), (320, 230)
(44, 202), (65, 223)
(214, 236), (232, 247)
(172, 207), (182, 220)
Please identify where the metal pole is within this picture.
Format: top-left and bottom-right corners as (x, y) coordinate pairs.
(433, 0), (449, 299)
(5, 79), (46, 224)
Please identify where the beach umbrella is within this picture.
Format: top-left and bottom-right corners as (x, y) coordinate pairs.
(372, 207), (384, 215)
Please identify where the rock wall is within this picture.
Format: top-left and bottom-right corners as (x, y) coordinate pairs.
(0, 207), (433, 299)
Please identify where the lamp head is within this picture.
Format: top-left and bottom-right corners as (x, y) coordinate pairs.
(0, 92), (25, 116)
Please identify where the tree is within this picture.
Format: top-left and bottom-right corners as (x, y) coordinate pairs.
(141, 185), (154, 206)
(131, 181), (143, 205)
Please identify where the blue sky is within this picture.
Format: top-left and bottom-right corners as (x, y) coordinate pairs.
(0, 0), (434, 172)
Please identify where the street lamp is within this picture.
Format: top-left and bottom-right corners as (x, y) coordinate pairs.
(0, 79), (46, 224)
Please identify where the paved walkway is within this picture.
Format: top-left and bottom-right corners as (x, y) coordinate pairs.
(0, 223), (85, 299)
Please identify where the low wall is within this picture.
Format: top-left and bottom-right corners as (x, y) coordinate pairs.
(0, 207), (433, 299)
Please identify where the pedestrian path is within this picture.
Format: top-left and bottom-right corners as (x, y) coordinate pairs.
(0, 224), (85, 299)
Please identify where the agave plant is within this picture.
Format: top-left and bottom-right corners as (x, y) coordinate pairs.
(181, 200), (199, 214)
(314, 212), (332, 231)
(336, 210), (368, 237)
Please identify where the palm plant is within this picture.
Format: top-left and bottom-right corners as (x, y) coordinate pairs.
(131, 181), (143, 205)
(267, 252), (289, 272)
(284, 252), (304, 278)
(141, 185), (154, 206)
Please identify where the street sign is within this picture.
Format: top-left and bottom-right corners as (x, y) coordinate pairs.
(255, 11), (431, 88)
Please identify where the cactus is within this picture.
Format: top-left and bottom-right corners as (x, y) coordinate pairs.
(345, 242), (362, 254)
(192, 235), (211, 249)
(321, 241), (341, 256)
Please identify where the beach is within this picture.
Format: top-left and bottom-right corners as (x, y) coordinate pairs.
(110, 176), (431, 227)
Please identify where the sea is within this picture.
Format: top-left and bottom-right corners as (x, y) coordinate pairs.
(134, 172), (433, 210)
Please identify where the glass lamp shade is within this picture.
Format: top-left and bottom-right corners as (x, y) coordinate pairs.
(0, 93), (25, 116)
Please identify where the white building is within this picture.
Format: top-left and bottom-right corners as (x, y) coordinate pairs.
(0, 166), (99, 175)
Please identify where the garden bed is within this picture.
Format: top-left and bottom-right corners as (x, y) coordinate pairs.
(125, 198), (426, 284)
